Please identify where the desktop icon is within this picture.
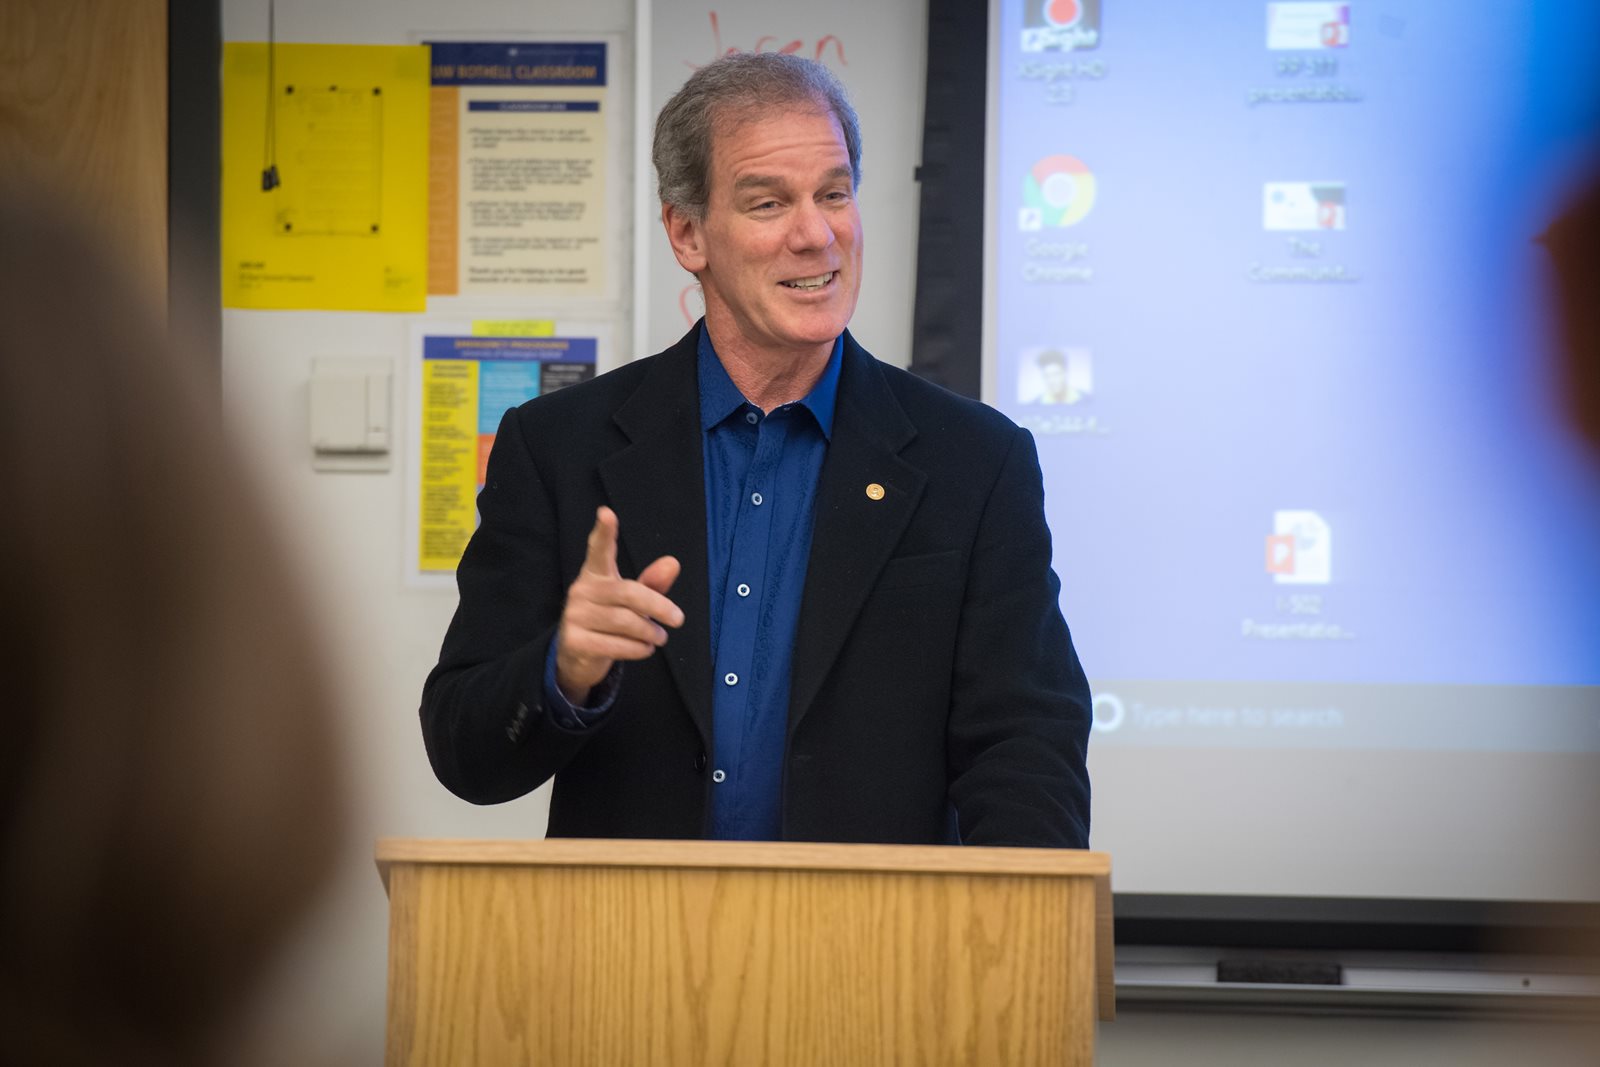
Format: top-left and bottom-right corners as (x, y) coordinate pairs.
(1267, 510), (1332, 584)
(1022, 0), (1102, 53)
(1267, 2), (1350, 50)
(1263, 182), (1346, 231)
(1024, 156), (1097, 228)
(1018, 347), (1093, 405)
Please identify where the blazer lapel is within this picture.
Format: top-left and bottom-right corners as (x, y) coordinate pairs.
(788, 333), (925, 737)
(598, 328), (714, 747)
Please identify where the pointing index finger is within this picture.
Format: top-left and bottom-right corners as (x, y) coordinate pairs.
(583, 506), (620, 577)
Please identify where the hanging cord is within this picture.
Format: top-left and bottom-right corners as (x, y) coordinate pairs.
(261, 0), (280, 190)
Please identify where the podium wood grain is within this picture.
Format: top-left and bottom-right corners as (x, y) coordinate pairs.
(380, 839), (1112, 1066)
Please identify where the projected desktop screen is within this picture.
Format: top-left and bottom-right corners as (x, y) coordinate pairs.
(983, 1), (1600, 901)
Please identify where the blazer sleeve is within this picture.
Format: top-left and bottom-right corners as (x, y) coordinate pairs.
(419, 407), (615, 804)
(945, 424), (1092, 848)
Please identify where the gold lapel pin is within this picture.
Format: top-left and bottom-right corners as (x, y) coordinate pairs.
(865, 483), (885, 500)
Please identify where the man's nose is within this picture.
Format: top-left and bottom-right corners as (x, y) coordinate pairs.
(786, 199), (836, 253)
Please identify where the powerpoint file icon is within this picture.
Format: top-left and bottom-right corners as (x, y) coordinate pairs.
(1266, 510), (1332, 584)
(1266, 3), (1350, 50)
(1263, 182), (1347, 231)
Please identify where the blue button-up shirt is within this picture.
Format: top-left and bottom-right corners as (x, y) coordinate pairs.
(541, 328), (841, 838)
(700, 328), (839, 840)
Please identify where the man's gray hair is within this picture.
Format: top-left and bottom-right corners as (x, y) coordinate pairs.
(653, 52), (862, 220)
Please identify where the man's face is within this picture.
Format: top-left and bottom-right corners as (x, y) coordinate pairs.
(664, 106), (863, 361)
(1041, 361), (1068, 400)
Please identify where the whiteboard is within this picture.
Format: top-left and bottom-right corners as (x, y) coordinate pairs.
(643, 0), (928, 367)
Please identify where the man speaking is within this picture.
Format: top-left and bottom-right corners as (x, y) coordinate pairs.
(421, 53), (1092, 848)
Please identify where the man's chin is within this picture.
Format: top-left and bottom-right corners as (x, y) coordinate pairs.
(768, 312), (851, 350)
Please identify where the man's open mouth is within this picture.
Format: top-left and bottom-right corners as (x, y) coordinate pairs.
(779, 271), (836, 291)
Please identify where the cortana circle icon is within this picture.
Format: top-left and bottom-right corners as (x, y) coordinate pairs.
(1091, 692), (1125, 733)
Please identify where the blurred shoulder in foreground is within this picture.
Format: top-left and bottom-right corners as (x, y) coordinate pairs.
(0, 184), (345, 1066)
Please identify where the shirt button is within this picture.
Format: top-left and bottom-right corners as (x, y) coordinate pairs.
(751, 491), (763, 506)
(712, 769), (727, 783)
(736, 583), (751, 597)
(724, 672), (739, 686)
(745, 411), (759, 424)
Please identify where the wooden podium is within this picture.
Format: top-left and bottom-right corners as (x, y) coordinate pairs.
(376, 838), (1113, 1066)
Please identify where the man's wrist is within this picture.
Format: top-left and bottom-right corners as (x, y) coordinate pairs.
(543, 639), (621, 729)
(557, 676), (593, 707)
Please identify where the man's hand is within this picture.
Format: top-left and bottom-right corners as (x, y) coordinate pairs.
(555, 506), (683, 705)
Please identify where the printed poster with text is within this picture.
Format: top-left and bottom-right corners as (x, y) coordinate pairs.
(221, 43), (429, 310)
(428, 42), (613, 299)
(407, 326), (601, 584)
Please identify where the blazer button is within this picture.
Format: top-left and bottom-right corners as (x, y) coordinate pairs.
(694, 751), (707, 773)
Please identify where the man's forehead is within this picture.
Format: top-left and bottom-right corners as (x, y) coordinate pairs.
(707, 105), (849, 188)
(710, 102), (843, 155)
(712, 96), (833, 134)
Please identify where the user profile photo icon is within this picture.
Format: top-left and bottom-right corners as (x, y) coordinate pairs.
(1017, 346), (1093, 405)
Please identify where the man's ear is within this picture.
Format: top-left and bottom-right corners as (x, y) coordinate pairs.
(662, 203), (708, 275)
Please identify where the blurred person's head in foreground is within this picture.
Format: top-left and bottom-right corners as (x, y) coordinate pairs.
(0, 185), (345, 1065)
(1542, 169), (1600, 456)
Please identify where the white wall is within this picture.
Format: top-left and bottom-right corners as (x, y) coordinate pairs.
(220, 2), (633, 1062)
(217, 1), (1593, 1063)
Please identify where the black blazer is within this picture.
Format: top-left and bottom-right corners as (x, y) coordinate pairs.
(420, 326), (1092, 847)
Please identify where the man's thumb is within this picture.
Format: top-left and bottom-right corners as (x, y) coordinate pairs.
(638, 554), (681, 595)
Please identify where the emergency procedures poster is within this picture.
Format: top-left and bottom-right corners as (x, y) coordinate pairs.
(407, 327), (600, 583)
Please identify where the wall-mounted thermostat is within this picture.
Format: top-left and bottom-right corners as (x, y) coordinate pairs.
(310, 357), (392, 472)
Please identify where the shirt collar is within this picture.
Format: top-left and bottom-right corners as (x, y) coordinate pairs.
(697, 325), (842, 440)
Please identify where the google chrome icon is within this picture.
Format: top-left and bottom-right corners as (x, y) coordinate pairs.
(1024, 155), (1096, 227)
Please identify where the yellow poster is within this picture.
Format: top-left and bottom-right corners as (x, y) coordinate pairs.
(222, 43), (429, 311)
(471, 319), (555, 336)
(418, 356), (480, 572)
